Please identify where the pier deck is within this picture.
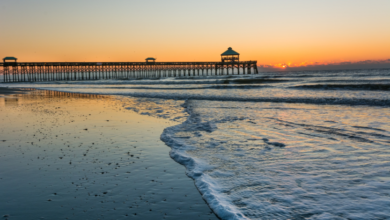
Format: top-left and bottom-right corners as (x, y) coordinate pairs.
(0, 61), (258, 83)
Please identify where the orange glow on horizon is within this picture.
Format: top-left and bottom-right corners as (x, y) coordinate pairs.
(1, 2), (389, 71)
(259, 58), (390, 70)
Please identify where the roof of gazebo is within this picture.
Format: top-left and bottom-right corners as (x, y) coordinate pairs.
(3, 57), (17, 60)
(221, 47), (239, 56)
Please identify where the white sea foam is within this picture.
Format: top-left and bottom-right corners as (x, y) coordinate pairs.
(160, 99), (390, 219)
(161, 117), (249, 220)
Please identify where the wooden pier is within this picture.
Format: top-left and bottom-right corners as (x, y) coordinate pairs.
(0, 48), (258, 83)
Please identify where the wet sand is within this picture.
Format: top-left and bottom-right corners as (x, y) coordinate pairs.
(0, 87), (30, 95)
(0, 90), (219, 220)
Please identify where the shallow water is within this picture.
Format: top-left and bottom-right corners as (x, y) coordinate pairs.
(2, 68), (390, 219)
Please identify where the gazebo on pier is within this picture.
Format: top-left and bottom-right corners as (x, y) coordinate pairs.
(221, 47), (239, 63)
(3, 57), (18, 66)
(145, 57), (156, 64)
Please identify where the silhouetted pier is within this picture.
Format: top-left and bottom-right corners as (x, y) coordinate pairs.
(1, 48), (258, 83)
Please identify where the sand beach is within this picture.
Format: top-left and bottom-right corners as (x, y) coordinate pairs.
(0, 89), (218, 220)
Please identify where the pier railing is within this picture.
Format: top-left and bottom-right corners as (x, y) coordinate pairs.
(0, 61), (258, 83)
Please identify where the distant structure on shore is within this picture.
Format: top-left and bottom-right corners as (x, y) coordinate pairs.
(0, 48), (258, 83)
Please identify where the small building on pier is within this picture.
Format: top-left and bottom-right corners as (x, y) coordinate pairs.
(145, 57), (156, 64)
(221, 47), (239, 63)
(3, 57), (18, 66)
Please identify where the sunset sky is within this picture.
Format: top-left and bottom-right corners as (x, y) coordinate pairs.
(1, 0), (389, 69)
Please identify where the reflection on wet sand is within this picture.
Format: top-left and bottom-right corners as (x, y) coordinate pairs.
(0, 90), (218, 220)
(23, 89), (108, 99)
(4, 98), (19, 106)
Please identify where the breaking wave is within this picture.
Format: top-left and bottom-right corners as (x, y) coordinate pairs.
(293, 83), (390, 91)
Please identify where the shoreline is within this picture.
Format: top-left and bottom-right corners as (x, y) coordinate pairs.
(0, 89), (219, 220)
(0, 87), (32, 95)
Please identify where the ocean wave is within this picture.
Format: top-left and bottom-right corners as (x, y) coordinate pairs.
(311, 79), (390, 83)
(30, 87), (390, 107)
(55, 85), (273, 90)
(116, 93), (390, 107)
(270, 118), (390, 144)
(159, 99), (390, 219)
(292, 84), (390, 91)
(160, 100), (249, 220)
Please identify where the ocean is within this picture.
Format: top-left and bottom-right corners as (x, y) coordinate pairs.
(2, 68), (390, 219)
